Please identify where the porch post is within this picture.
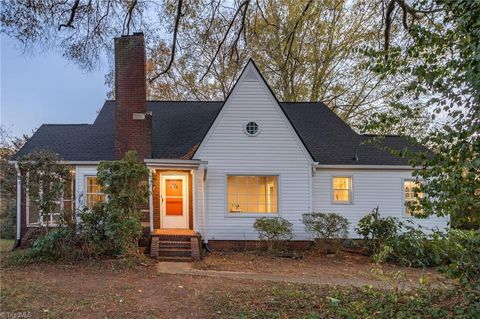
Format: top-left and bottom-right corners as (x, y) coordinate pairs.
(15, 163), (21, 241)
(148, 168), (154, 232)
(191, 169), (197, 231)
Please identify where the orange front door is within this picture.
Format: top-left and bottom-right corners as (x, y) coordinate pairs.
(160, 175), (188, 228)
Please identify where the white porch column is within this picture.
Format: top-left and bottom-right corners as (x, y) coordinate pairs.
(15, 163), (21, 241)
(191, 169), (197, 232)
(148, 168), (154, 232)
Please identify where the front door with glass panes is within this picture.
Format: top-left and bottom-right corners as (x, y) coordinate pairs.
(160, 174), (188, 229)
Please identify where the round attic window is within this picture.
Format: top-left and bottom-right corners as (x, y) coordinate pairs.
(245, 122), (259, 136)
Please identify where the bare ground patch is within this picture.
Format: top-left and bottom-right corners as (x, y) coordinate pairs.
(193, 251), (449, 288)
(0, 251), (457, 318)
(0, 259), (254, 319)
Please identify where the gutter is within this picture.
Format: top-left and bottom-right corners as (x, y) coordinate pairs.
(9, 160), (101, 165)
(313, 164), (414, 170)
(144, 158), (208, 168)
(13, 163), (22, 249)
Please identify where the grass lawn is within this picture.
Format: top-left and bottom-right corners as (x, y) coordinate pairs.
(0, 239), (14, 252)
(1, 251), (477, 319)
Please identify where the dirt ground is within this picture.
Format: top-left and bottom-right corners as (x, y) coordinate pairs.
(0, 251), (450, 319)
(194, 251), (447, 288)
(1, 258), (253, 319)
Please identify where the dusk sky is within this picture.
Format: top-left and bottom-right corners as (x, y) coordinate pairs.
(1, 34), (109, 138)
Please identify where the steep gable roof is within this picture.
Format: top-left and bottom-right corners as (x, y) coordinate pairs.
(13, 100), (424, 165)
(192, 59), (314, 162)
(13, 61), (426, 166)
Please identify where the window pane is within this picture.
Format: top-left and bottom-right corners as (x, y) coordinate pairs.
(333, 177), (351, 203)
(227, 175), (278, 213)
(334, 189), (350, 202)
(28, 202), (40, 224)
(333, 177), (350, 190)
(404, 180), (423, 216)
(63, 200), (73, 221)
(86, 177), (104, 208)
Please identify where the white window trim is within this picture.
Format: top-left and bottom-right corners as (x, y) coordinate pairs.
(84, 175), (105, 209)
(26, 178), (75, 227)
(331, 176), (353, 205)
(224, 173), (281, 217)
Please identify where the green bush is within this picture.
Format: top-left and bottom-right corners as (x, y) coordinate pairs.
(356, 207), (400, 253)
(78, 203), (111, 256)
(356, 208), (480, 287)
(0, 207), (16, 239)
(79, 202), (142, 258)
(302, 212), (349, 254)
(253, 217), (293, 252)
(439, 229), (480, 290)
(377, 222), (438, 268)
(6, 227), (79, 264)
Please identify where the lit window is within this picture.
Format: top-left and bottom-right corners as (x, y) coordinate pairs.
(86, 176), (105, 209)
(227, 175), (278, 213)
(404, 180), (423, 216)
(245, 122), (259, 136)
(332, 177), (352, 203)
(27, 172), (75, 226)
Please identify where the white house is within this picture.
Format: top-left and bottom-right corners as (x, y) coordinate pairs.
(12, 33), (448, 257)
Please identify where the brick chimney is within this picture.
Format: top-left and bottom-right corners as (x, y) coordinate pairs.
(114, 32), (152, 160)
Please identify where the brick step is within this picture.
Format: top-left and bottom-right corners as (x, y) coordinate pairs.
(150, 237), (160, 258)
(158, 247), (192, 257)
(154, 235), (200, 242)
(157, 256), (193, 262)
(159, 241), (191, 248)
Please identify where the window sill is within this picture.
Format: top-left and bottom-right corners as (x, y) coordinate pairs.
(224, 213), (280, 218)
(27, 224), (61, 228)
(331, 201), (353, 205)
(401, 215), (429, 220)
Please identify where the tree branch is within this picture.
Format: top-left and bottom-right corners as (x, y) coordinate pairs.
(148, 0), (183, 83)
(58, 0), (80, 30)
(200, 0), (250, 81)
(383, 0), (443, 51)
(122, 0), (138, 35)
(282, 0), (313, 69)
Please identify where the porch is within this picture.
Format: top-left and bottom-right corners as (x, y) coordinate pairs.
(145, 159), (206, 260)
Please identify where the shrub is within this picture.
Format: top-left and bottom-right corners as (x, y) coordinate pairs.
(356, 207), (400, 253)
(0, 206), (16, 239)
(6, 227), (80, 265)
(78, 203), (111, 257)
(439, 229), (480, 290)
(377, 222), (437, 268)
(91, 151), (148, 257)
(253, 217), (293, 252)
(79, 202), (142, 258)
(302, 212), (349, 254)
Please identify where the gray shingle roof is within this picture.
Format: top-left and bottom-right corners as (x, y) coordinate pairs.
(13, 100), (424, 165)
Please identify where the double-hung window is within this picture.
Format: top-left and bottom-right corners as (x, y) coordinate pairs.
(332, 176), (352, 203)
(403, 180), (423, 217)
(85, 176), (105, 208)
(27, 172), (75, 226)
(227, 175), (278, 214)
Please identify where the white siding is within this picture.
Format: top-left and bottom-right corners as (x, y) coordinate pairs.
(75, 165), (99, 210)
(312, 169), (449, 237)
(194, 62), (313, 240)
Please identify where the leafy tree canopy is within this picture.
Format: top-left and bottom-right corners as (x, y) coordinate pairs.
(363, 0), (479, 229)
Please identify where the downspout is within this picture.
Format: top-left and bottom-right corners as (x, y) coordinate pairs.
(202, 166), (213, 252)
(13, 163), (22, 249)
